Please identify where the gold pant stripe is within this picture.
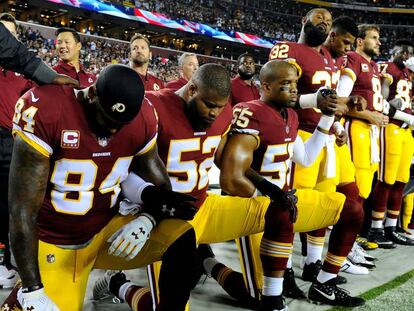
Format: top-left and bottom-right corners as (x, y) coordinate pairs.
(387, 210), (400, 216)
(372, 211), (385, 219)
(132, 288), (151, 311)
(217, 267), (232, 285)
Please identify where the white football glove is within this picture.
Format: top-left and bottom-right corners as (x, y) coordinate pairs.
(389, 98), (404, 110)
(17, 287), (60, 311)
(118, 199), (142, 216)
(108, 213), (155, 260)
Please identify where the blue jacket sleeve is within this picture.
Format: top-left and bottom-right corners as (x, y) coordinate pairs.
(0, 23), (56, 84)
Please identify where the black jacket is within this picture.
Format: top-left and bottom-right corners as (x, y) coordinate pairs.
(0, 23), (56, 84)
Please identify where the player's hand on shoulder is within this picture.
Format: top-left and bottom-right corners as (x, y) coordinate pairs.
(108, 213), (155, 260)
(18, 287), (60, 311)
(52, 74), (79, 88)
(141, 186), (198, 221)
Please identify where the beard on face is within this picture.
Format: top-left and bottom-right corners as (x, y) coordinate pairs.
(303, 21), (328, 47)
(132, 54), (149, 66)
(238, 68), (255, 80)
(363, 46), (379, 58)
(185, 99), (212, 131)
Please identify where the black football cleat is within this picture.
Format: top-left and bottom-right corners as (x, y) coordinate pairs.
(302, 260), (347, 284)
(384, 227), (414, 246)
(308, 278), (365, 307)
(302, 260), (322, 282)
(283, 268), (306, 299)
(259, 295), (288, 311)
(367, 228), (396, 249)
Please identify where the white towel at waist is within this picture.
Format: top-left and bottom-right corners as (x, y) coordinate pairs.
(323, 134), (336, 178)
(370, 125), (380, 164)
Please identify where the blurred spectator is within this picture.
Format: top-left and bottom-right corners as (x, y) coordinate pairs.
(165, 53), (199, 90)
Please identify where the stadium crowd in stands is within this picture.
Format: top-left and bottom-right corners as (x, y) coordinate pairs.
(132, 0), (414, 57)
(5, 0), (414, 62)
(16, 24), (238, 82)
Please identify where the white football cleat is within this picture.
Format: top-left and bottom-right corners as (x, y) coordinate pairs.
(340, 259), (369, 275)
(0, 265), (18, 289)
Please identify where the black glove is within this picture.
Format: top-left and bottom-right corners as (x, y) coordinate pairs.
(141, 186), (198, 221)
(317, 87), (338, 116)
(256, 178), (298, 223)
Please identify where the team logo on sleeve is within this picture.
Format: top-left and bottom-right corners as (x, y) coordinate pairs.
(153, 83), (160, 91)
(30, 91), (39, 103)
(61, 130), (80, 149)
(361, 63), (369, 72)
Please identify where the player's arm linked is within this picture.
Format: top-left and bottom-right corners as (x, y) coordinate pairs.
(298, 87), (346, 116)
(108, 147), (198, 260)
(128, 145), (198, 222)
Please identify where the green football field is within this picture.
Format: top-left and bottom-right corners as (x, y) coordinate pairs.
(330, 269), (414, 311)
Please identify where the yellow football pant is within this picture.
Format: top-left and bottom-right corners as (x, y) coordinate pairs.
(402, 193), (414, 230)
(148, 190), (345, 302)
(39, 215), (191, 311)
(346, 119), (379, 199)
(378, 124), (414, 185)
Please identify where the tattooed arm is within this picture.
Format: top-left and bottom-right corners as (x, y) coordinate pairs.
(9, 135), (50, 288)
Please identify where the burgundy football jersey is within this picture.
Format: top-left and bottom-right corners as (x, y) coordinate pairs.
(380, 61), (413, 126)
(0, 68), (33, 130)
(342, 51), (383, 112)
(140, 72), (164, 91)
(165, 77), (187, 91)
(230, 76), (260, 107)
(269, 42), (339, 133)
(13, 85), (158, 245)
(53, 60), (96, 88)
(146, 89), (232, 208)
(232, 100), (299, 190)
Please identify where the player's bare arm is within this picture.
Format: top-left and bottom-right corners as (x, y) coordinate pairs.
(220, 133), (257, 197)
(337, 95), (367, 112)
(124, 144), (197, 222)
(9, 136), (49, 288)
(347, 108), (388, 126)
(212, 133), (228, 169)
(220, 129), (298, 221)
(131, 144), (172, 190)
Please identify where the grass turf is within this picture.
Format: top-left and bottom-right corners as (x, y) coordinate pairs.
(328, 268), (414, 311)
